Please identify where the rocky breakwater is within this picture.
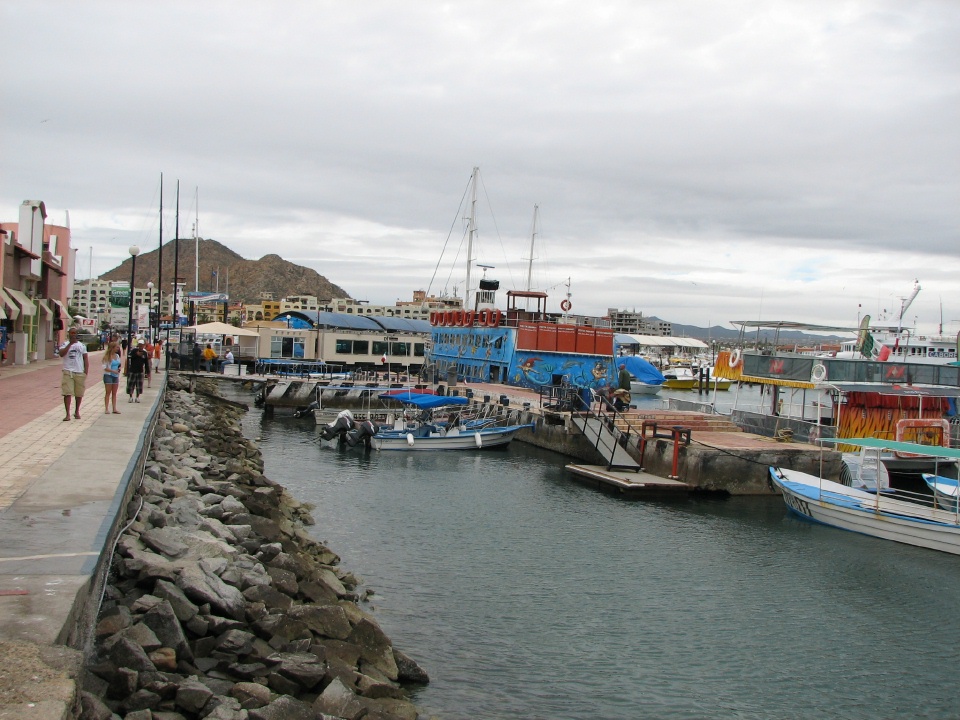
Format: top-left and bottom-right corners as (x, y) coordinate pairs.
(81, 376), (428, 720)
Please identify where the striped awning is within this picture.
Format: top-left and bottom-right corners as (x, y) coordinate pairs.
(5, 289), (36, 316)
(0, 289), (20, 320)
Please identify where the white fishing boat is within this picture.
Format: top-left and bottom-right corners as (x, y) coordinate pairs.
(615, 356), (664, 396)
(922, 473), (960, 511)
(372, 392), (534, 451)
(769, 437), (960, 555)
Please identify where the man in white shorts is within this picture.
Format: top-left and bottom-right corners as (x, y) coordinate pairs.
(58, 327), (89, 420)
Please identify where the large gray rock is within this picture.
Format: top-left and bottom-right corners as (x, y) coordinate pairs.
(109, 636), (156, 673)
(287, 604), (352, 640)
(248, 694), (317, 720)
(313, 677), (365, 720)
(176, 562), (247, 620)
(153, 578), (200, 622)
(141, 600), (194, 663)
(140, 526), (190, 558)
(347, 619), (398, 681)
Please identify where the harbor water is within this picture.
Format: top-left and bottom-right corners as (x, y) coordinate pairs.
(231, 385), (960, 719)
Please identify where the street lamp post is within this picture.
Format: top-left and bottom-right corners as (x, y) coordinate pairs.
(146, 282), (154, 343)
(127, 246), (140, 352)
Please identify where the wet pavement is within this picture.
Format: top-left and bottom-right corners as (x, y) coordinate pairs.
(0, 351), (162, 717)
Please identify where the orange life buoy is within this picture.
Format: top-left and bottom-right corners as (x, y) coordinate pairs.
(560, 298), (572, 312)
(429, 311), (438, 325)
(466, 310), (477, 326)
(451, 310), (461, 326)
(488, 309), (502, 327)
(478, 309), (490, 326)
(441, 311), (450, 326)
(446, 310), (455, 326)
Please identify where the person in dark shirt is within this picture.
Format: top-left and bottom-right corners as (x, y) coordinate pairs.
(126, 339), (151, 403)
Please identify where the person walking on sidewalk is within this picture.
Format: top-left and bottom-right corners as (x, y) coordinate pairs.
(125, 339), (150, 403)
(58, 327), (89, 421)
(150, 338), (162, 379)
(102, 342), (122, 414)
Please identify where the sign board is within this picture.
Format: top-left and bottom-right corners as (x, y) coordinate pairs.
(186, 292), (229, 303)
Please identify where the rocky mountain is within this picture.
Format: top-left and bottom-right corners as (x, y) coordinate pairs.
(99, 238), (350, 303)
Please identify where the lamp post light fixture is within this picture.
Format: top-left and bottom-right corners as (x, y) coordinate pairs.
(146, 282), (154, 343)
(127, 245), (140, 352)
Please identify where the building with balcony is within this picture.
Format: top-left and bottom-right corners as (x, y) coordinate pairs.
(0, 201), (73, 365)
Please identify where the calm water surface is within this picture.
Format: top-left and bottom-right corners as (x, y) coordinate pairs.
(231, 386), (959, 720)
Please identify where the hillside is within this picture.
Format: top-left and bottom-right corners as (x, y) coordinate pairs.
(99, 238), (350, 303)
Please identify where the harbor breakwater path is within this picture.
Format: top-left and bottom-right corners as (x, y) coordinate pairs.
(79, 375), (428, 720)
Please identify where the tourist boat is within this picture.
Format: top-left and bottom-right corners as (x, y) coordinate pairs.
(922, 473), (960, 511)
(427, 168), (616, 394)
(616, 355), (664, 396)
(769, 437), (960, 555)
(371, 392), (534, 451)
(830, 282), (958, 366)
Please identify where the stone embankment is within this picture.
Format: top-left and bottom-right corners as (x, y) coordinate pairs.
(80, 376), (428, 720)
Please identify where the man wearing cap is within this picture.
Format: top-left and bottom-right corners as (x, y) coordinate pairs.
(125, 337), (151, 403)
(58, 327), (89, 421)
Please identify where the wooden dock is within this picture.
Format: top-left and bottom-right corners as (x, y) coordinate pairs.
(565, 464), (691, 497)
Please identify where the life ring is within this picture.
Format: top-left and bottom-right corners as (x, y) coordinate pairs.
(444, 310), (454, 326)
(488, 309), (502, 327)
(478, 309), (490, 326)
(429, 311), (438, 325)
(729, 348), (743, 367)
(560, 299), (572, 312)
(464, 310), (475, 326)
(811, 363), (827, 382)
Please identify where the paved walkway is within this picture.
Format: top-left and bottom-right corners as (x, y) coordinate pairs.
(0, 353), (163, 717)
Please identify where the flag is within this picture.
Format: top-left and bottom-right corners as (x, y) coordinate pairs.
(380, 353), (387, 364)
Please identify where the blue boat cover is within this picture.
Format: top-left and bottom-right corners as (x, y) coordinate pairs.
(616, 356), (666, 384)
(377, 391), (470, 409)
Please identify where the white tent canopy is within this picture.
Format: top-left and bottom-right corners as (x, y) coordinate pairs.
(615, 334), (708, 349)
(183, 322), (259, 337)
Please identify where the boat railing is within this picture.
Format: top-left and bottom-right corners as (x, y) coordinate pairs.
(823, 484), (960, 518)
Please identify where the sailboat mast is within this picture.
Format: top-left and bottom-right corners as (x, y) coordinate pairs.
(173, 181), (180, 330)
(525, 204), (538, 292)
(157, 173), (163, 340)
(194, 187), (200, 292)
(465, 166), (478, 310)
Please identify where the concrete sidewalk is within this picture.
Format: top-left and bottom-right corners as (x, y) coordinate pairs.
(0, 356), (164, 718)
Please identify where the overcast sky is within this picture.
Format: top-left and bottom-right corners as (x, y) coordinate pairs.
(3, 1), (958, 334)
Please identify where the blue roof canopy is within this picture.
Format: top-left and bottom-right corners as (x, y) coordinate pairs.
(616, 356), (666, 384)
(273, 311), (431, 333)
(378, 392), (469, 409)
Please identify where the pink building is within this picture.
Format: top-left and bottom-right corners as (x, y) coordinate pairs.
(0, 200), (74, 365)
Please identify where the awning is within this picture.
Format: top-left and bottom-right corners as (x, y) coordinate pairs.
(37, 299), (53, 318)
(615, 334), (709, 349)
(5, 289), (36, 316)
(51, 299), (69, 319)
(0, 290), (18, 320)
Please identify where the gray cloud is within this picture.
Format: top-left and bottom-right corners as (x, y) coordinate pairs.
(2, 0), (958, 333)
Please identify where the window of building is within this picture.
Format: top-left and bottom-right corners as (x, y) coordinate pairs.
(353, 340), (369, 354)
(270, 335), (305, 359)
